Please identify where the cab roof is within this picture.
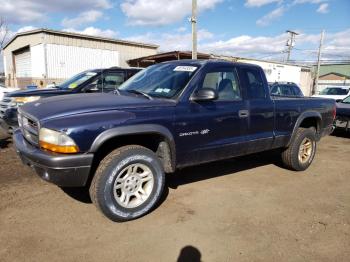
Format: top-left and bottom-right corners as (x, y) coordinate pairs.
(160, 59), (262, 69)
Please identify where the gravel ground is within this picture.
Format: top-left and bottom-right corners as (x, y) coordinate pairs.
(0, 131), (349, 262)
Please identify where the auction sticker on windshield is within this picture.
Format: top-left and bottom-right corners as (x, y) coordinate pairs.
(173, 66), (197, 72)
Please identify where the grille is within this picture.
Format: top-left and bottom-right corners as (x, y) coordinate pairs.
(18, 113), (39, 146)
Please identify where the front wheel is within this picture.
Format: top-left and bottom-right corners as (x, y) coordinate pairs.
(89, 145), (165, 222)
(281, 127), (317, 171)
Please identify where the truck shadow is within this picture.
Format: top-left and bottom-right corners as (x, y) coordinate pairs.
(177, 245), (202, 262)
(60, 186), (92, 204)
(60, 150), (283, 206)
(167, 150), (283, 189)
(0, 138), (11, 149)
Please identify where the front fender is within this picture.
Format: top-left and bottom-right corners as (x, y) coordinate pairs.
(89, 123), (176, 159)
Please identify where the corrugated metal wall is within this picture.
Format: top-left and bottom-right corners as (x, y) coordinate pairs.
(300, 70), (313, 96)
(46, 44), (119, 79)
(30, 44), (45, 78)
(45, 34), (157, 67)
(3, 31), (158, 87)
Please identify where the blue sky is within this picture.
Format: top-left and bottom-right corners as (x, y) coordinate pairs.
(1, 0), (350, 62)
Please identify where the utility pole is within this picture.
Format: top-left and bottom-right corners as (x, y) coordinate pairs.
(285, 30), (299, 62)
(313, 30), (325, 95)
(191, 0), (197, 59)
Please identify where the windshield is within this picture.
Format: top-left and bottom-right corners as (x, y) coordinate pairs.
(118, 63), (199, 99)
(319, 87), (349, 95)
(58, 71), (98, 89)
(342, 96), (350, 103)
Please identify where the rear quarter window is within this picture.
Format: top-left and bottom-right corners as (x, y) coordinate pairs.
(241, 68), (266, 99)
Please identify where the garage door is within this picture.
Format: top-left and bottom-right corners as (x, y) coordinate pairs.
(15, 48), (31, 77)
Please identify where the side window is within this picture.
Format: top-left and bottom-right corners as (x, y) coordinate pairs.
(83, 74), (102, 92)
(201, 69), (241, 101)
(292, 86), (303, 96)
(282, 86), (293, 96)
(103, 73), (125, 91)
(242, 68), (266, 99)
(271, 85), (280, 95)
(84, 72), (125, 92)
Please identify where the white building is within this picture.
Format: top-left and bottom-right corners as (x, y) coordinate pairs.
(214, 56), (313, 96)
(2, 29), (158, 88)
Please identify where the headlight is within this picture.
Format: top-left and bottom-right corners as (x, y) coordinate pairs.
(39, 128), (79, 154)
(13, 96), (40, 105)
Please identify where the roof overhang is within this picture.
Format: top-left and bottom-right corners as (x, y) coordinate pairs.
(3, 28), (159, 50)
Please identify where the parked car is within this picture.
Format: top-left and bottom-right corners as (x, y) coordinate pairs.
(0, 67), (141, 136)
(313, 86), (350, 102)
(0, 85), (19, 100)
(335, 95), (350, 131)
(269, 82), (304, 97)
(14, 60), (335, 221)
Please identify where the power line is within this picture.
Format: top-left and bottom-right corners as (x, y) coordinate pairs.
(293, 27), (350, 33)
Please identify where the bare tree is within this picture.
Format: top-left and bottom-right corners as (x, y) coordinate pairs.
(0, 17), (9, 50)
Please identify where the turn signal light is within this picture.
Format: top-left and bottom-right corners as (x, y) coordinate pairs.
(39, 141), (79, 154)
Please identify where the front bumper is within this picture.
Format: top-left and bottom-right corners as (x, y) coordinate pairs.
(335, 116), (349, 131)
(13, 129), (94, 187)
(0, 107), (19, 135)
(0, 119), (11, 138)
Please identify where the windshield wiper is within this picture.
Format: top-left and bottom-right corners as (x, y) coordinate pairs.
(126, 90), (153, 100)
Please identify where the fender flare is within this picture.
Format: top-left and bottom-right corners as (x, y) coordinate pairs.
(287, 111), (322, 146)
(89, 124), (176, 168)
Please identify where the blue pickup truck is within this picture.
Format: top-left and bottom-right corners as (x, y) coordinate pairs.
(13, 60), (335, 221)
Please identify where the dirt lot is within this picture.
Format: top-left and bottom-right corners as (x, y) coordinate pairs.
(0, 132), (349, 262)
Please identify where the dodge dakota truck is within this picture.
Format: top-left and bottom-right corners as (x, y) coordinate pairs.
(13, 60), (335, 222)
(0, 67), (140, 136)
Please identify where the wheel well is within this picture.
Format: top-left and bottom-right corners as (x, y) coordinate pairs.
(90, 134), (175, 179)
(299, 117), (320, 132)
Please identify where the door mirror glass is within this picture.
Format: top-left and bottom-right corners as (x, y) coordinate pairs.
(191, 88), (218, 101)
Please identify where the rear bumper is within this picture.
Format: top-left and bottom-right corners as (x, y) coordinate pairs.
(13, 129), (94, 187)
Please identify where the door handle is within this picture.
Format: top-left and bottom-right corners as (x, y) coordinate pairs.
(238, 110), (249, 118)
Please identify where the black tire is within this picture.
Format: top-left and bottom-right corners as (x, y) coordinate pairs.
(281, 127), (317, 171)
(89, 145), (165, 222)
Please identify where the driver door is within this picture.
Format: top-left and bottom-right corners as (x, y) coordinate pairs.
(175, 66), (248, 167)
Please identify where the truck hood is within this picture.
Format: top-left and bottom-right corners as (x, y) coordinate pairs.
(312, 94), (348, 101)
(7, 88), (71, 97)
(20, 93), (175, 121)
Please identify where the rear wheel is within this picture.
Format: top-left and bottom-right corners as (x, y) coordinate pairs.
(89, 145), (165, 222)
(281, 127), (317, 171)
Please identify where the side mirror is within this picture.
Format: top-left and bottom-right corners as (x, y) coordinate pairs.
(336, 99), (343, 103)
(191, 88), (218, 102)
